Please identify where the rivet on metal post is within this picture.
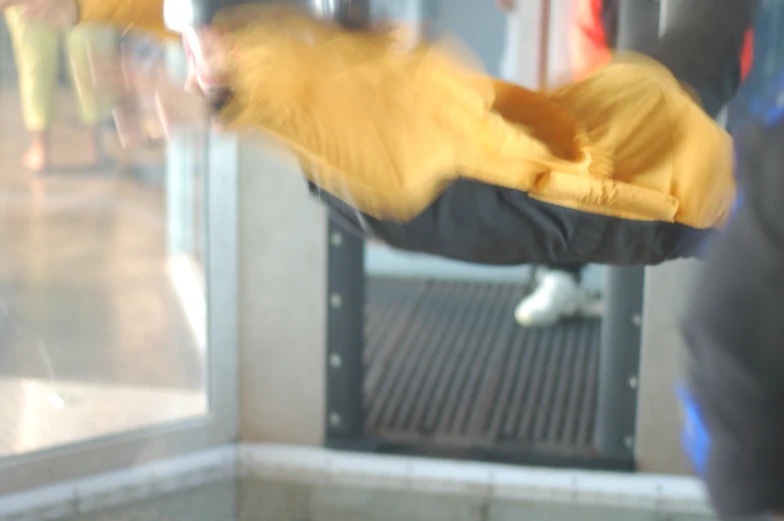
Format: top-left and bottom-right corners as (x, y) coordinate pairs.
(623, 435), (635, 449)
(329, 412), (342, 427)
(628, 376), (638, 389)
(631, 314), (642, 327)
(330, 293), (343, 308)
(329, 353), (342, 369)
(330, 232), (343, 247)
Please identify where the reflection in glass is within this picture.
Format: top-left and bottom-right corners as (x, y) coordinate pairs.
(0, 19), (208, 457)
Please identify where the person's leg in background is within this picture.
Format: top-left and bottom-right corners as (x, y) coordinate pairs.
(510, 0), (608, 328)
(493, 0), (589, 328)
(514, 263), (586, 327)
(5, 6), (59, 173)
(65, 23), (116, 168)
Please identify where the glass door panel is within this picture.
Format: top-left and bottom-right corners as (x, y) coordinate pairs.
(0, 0), (238, 494)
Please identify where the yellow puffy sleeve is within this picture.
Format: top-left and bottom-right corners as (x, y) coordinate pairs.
(215, 5), (560, 222)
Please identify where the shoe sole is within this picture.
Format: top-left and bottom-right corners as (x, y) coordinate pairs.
(514, 301), (583, 328)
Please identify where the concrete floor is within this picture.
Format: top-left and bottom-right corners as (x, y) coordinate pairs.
(0, 85), (207, 457)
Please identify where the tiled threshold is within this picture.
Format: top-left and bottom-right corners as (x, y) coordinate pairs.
(0, 444), (712, 521)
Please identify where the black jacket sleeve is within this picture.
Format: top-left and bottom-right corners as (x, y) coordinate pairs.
(650, 0), (758, 117)
(681, 118), (784, 518)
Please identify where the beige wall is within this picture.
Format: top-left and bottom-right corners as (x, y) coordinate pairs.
(237, 139), (327, 445)
(635, 260), (701, 475)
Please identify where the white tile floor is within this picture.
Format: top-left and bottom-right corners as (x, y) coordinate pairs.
(0, 377), (206, 457)
(56, 477), (730, 521)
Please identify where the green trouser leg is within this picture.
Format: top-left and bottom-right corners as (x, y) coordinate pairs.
(5, 6), (59, 132)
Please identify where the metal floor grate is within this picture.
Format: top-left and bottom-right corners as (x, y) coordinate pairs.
(363, 277), (601, 461)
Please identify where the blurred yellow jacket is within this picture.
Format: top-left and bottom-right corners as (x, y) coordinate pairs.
(75, 0), (734, 233)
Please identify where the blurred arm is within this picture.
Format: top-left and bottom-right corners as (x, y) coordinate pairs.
(681, 119), (784, 518)
(651, 0), (759, 117)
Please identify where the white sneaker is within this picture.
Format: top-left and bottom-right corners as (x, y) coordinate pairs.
(514, 270), (585, 327)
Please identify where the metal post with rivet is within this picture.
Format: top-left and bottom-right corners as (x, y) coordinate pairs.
(594, 264), (645, 457)
(325, 216), (366, 446)
(321, 1), (371, 449)
(592, 0), (659, 461)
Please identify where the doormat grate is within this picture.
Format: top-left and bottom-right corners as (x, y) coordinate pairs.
(364, 277), (601, 461)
